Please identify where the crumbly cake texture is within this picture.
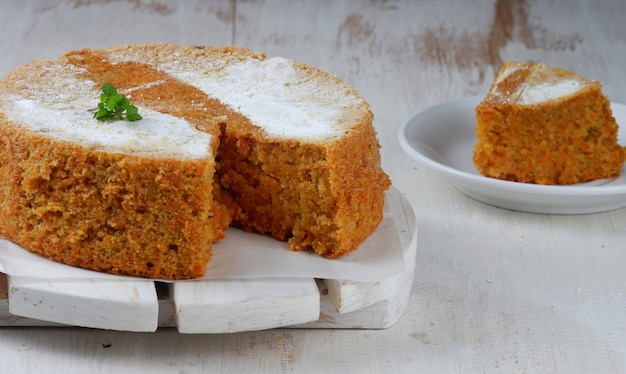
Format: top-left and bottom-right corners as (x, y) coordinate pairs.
(0, 44), (390, 279)
(473, 61), (626, 185)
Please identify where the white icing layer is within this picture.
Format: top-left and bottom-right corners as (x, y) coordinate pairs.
(491, 62), (586, 105)
(110, 51), (363, 140)
(6, 98), (212, 159)
(1, 64), (212, 159)
(172, 57), (356, 140)
(519, 79), (583, 105)
(3, 47), (364, 159)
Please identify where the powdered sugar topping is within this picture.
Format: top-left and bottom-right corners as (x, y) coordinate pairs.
(147, 54), (363, 140)
(490, 62), (586, 105)
(1, 63), (212, 159)
(519, 79), (583, 105)
(3, 48), (365, 159)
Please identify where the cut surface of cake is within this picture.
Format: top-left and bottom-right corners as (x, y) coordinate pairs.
(0, 44), (390, 279)
(473, 61), (626, 185)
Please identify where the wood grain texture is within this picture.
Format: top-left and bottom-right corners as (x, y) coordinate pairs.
(1, 0), (626, 372)
(172, 278), (320, 333)
(8, 276), (159, 332)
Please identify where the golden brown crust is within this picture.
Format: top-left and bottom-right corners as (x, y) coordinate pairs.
(474, 61), (626, 185)
(0, 43), (390, 279)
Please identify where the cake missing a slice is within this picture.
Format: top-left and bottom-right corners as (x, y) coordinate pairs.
(0, 44), (391, 279)
(473, 61), (626, 185)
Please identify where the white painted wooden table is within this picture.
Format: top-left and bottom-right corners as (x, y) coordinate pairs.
(1, 0), (626, 372)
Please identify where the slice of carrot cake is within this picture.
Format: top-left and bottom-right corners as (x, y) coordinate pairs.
(474, 61), (625, 185)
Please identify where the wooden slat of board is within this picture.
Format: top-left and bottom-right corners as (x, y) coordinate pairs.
(295, 278), (413, 329)
(7, 275), (159, 332)
(171, 277), (320, 333)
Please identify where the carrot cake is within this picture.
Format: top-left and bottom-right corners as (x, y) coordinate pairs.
(0, 44), (391, 280)
(473, 61), (625, 185)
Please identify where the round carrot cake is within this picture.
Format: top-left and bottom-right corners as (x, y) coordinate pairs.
(0, 44), (391, 279)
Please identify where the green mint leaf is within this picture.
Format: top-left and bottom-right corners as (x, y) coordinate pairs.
(126, 105), (142, 121)
(93, 102), (110, 119)
(105, 94), (123, 111)
(102, 82), (117, 96)
(118, 96), (131, 110)
(94, 82), (142, 122)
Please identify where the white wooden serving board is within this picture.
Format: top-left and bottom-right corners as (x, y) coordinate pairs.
(0, 187), (416, 333)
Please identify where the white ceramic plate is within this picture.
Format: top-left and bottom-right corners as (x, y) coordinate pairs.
(398, 96), (626, 214)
